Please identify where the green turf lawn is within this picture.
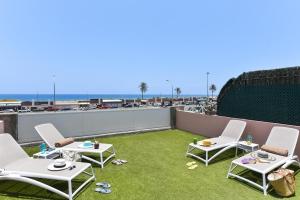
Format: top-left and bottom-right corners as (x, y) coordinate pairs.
(0, 129), (299, 200)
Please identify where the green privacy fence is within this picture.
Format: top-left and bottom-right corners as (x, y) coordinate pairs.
(217, 67), (300, 125)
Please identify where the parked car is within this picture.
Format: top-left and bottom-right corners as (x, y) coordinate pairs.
(124, 104), (133, 108)
(60, 107), (72, 111)
(46, 107), (60, 112)
(18, 109), (31, 113)
(96, 105), (110, 109)
(31, 107), (45, 112)
(3, 109), (15, 113)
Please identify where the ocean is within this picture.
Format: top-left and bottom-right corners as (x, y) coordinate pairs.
(0, 94), (204, 101)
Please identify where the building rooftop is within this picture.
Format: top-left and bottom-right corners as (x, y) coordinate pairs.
(1, 129), (299, 200)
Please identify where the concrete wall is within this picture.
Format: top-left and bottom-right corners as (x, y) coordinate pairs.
(176, 110), (300, 157)
(0, 120), (4, 133)
(18, 108), (171, 143)
(0, 113), (18, 139)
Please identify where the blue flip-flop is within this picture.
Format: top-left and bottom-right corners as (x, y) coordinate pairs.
(95, 187), (111, 194)
(96, 182), (111, 188)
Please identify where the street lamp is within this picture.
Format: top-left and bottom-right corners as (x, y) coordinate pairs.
(206, 72), (210, 100)
(166, 80), (174, 100)
(53, 75), (56, 106)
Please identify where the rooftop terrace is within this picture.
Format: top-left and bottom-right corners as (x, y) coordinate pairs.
(0, 130), (299, 200)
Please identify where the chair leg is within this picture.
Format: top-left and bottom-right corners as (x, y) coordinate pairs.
(186, 145), (191, 156)
(91, 166), (96, 181)
(227, 162), (233, 178)
(112, 146), (116, 156)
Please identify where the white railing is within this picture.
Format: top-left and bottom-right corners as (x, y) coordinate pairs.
(18, 108), (171, 143)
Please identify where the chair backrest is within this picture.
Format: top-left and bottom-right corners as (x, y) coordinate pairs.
(35, 123), (65, 148)
(0, 134), (28, 168)
(221, 120), (247, 142)
(266, 126), (299, 156)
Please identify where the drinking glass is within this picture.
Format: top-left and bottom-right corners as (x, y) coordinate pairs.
(246, 134), (253, 145)
(193, 138), (198, 144)
(40, 143), (47, 154)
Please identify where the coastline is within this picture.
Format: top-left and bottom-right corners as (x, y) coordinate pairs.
(0, 94), (205, 101)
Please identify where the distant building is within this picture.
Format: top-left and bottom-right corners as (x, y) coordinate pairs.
(55, 100), (90, 109)
(100, 99), (123, 108)
(90, 99), (100, 104)
(0, 100), (22, 111)
(21, 100), (91, 111)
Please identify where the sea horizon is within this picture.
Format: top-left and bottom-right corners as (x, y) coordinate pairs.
(0, 94), (206, 101)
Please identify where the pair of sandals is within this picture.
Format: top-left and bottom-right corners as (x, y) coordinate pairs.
(112, 159), (128, 165)
(186, 161), (198, 170)
(95, 182), (111, 194)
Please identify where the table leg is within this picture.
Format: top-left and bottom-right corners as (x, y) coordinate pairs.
(205, 151), (208, 166)
(262, 173), (267, 195)
(100, 152), (104, 168)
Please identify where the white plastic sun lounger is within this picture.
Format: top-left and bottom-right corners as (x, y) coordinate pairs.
(227, 126), (300, 195)
(35, 123), (116, 168)
(0, 134), (95, 200)
(186, 120), (246, 166)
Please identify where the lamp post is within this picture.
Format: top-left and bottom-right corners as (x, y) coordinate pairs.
(206, 72), (210, 100)
(166, 80), (174, 100)
(53, 75), (56, 106)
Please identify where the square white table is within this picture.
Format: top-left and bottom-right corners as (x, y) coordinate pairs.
(60, 142), (116, 168)
(238, 141), (259, 153)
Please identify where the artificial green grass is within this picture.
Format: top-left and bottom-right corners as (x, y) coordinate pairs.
(0, 129), (299, 200)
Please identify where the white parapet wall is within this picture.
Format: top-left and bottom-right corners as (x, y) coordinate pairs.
(18, 108), (171, 143)
(0, 120), (4, 133)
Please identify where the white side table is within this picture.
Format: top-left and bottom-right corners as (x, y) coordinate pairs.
(61, 142), (116, 168)
(237, 141), (259, 153)
(33, 149), (61, 159)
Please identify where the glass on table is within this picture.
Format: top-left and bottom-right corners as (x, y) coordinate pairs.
(193, 138), (198, 144)
(39, 143), (47, 154)
(246, 134), (253, 145)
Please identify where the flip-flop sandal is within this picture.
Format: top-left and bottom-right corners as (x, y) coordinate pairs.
(186, 161), (196, 167)
(95, 187), (112, 194)
(120, 160), (128, 164)
(188, 164), (198, 170)
(112, 160), (122, 165)
(96, 182), (111, 188)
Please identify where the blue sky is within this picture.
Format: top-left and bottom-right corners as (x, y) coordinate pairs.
(1, 0), (300, 94)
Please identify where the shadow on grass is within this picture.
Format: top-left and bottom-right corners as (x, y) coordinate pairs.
(0, 178), (91, 200)
(81, 152), (116, 168)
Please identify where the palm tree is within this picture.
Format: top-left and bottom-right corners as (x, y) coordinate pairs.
(175, 87), (181, 99)
(209, 84), (217, 98)
(139, 82), (148, 99)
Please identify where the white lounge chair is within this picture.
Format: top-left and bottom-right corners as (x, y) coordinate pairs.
(186, 120), (247, 166)
(227, 126), (300, 195)
(0, 134), (95, 200)
(35, 123), (116, 168)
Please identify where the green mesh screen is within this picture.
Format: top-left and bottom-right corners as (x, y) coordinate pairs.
(217, 67), (300, 125)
